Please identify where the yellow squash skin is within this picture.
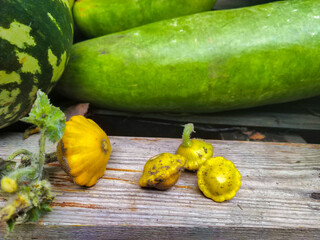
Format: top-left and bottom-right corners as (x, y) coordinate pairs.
(139, 153), (185, 190)
(57, 115), (111, 187)
(1, 176), (17, 193)
(197, 156), (241, 202)
(177, 139), (213, 171)
(176, 123), (213, 171)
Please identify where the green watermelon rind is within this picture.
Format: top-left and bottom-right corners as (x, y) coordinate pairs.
(0, 0), (73, 128)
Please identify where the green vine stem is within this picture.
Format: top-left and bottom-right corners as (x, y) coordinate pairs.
(38, 131), (46, 180)
(0, 90), (65, 232)
(7, 149), (33, 161)
(182, 123), (195, 148)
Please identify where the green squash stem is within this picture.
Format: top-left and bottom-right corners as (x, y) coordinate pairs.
(38, 131), (46, 180)
(182, 123), (194, 148)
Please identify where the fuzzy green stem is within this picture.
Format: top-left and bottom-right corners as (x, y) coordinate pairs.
(182, 123), (194, 147)
(7, 149), (33, 161)
(9, 166), (37, 182)
(45, 152), (58, 164)
(38, 131), (46, 180)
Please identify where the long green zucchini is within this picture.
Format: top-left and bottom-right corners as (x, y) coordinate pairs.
(57, 0), (320, 113)
(73, 0), (217, 37)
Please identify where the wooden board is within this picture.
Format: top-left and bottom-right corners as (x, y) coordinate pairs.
(0, 132), (319, 239)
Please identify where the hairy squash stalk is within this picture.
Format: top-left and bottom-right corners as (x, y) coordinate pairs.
(0, 90), (65, 232)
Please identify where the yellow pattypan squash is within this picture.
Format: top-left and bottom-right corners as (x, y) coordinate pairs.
(176, 123), (213, 171)
(57, 115), (111, 187)
(197, 156), (241, 202)
(139, 153), (185, 190)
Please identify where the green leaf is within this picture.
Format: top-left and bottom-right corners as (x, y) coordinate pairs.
(21, 89), (66, 143)
(24, 207), (41, 222)
(40, 203), (53, 212)
(6, 217), (17, 232)
(24, 203), (52, 223)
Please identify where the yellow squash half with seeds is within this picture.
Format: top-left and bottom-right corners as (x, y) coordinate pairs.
(57, 115), (111, 187)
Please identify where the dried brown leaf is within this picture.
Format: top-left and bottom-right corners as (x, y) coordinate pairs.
(64, 103), (89, 121)
(250, 132), (266, 140)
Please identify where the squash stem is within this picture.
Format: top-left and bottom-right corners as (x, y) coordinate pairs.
(7, 149), (33, 161)
(38, 131), (46, 180)
(182, 123), (194, 148)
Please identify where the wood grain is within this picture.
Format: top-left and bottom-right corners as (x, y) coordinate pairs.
(0, 132), (319, 239)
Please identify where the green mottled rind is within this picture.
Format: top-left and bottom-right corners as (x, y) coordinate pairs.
(58, 0), (320, 113)
(73, 0), (217, 37)
(0, 0), (73, 128)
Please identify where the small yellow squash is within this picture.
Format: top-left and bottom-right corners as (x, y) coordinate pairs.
(1, 176), (17, 193)
(139, 153), (185, 190)
(57, 115), (111, 187)
(176, 123), (213, 171)
(197, 156), (241, 202)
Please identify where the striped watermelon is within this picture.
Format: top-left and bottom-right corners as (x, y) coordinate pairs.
(0, 0), (73, 128)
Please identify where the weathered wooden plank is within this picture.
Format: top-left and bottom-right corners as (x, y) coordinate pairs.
(0, 132), (319, 239)
(2, 225), (320, 240)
